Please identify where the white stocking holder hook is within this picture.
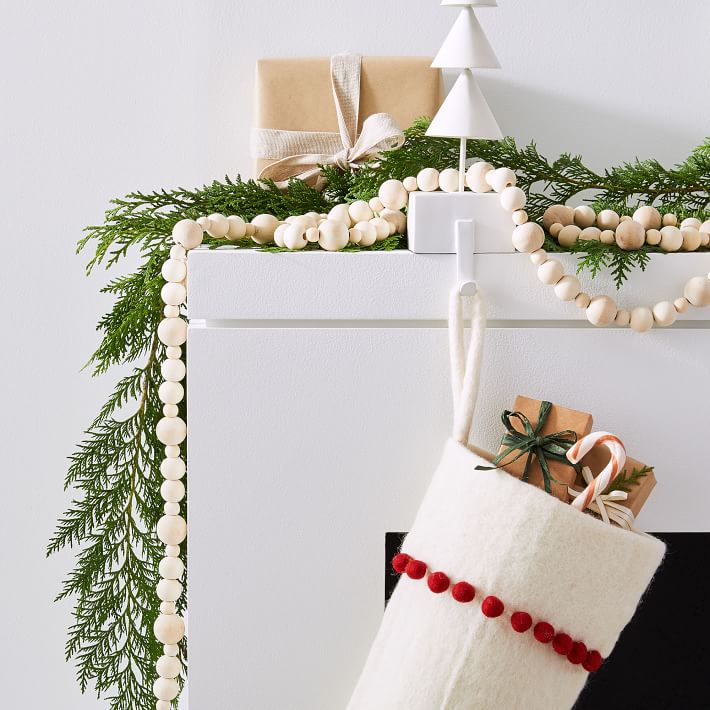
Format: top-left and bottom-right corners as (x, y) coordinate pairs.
(455, 219), (477, 296)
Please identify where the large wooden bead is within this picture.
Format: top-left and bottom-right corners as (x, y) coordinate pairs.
(403, 176), (419, 192)
(652, 301), (677, 327)
(542, 205), (574, 231)
(156, 655), (182, 679)
(161, 358), (186, 382)
(586, 296), (617, 326)
(557, 224), (581, 247)
(615, 220), (645, 250)
(251, 214), (280, 244)
(153, 677), (180, 702)
(380, 209), (407, 235)
(284, 224), (308, 250)
(680, 217), (702, 230)
(154, 614), (185, 645)
(156, 417), (186, 446)
(554, 275), (581, 301)
(486, 167), (516, 193)
(172, 219), (203, 250)
(512, 222), (544, 253)
(348, 200), (373, 223)
(632, 206), (662, 230)
(574, 206), (597, 228)
(684, 276), (710, 307)
(630, 307), (654, 332)
(700, 220), (710, 235)
(327, 204), (352, 227)
(161, 282), (187, 306)
(157, 318), (187, 347)
(416, 168), (440, 192)
(226, 215), (247, 240)
(318, 220), (349, 251)
(206, 213), (229, 238)
(659, 226), (682, 252)
(157, 579), (183, 602)
(465, 162), (493, 193)
(161, 259), (187, 283)
(157, 515), (187, 546)
(354, 221), (377, 247)
(500, 186), (526, 212)
(370, 217), (391, 241)
(161, 457), (186, 480)
(537, 259), (564, 285)
(159, 556), (185, 580)
(378, 179), (408, 210)
(161, 479), (186, 503)
(596, 210), (620, 230)
(580, 227), (601, 241)
(645, 228), (661, 246)
(438, 168), (460, 193)
(681, 228), (702, 251)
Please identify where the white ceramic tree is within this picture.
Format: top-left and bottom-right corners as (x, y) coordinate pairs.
(427, 0), (503, 191)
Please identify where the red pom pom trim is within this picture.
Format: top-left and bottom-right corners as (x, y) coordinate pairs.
(427, 571), (451, 594)
(553, 633), (573, 656)
(392, 553), (411, 574)
(405, 559), (427, 580)
(511, 611), (532, 633)
(568, 641), (587, 665)
(583, 650), (603, 673)
(451, 581), (476, 603)
(533, 622), (555, 644)
(481, 596), (504, 618)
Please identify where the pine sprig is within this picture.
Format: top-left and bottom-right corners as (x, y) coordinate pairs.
(603, 466), (653, 495)
(570, 240), (652, 290)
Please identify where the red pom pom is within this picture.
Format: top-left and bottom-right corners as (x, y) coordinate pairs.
(427, 571), (451, 594)
(511, 611), (533, 633)
(392, 553), (411, 574)
(568, 641), (587, 665)
(481, 596), (505, 618)
(533, 622), (555, 644)
(405, 559), (427, 580)
(451, 581), (476, 603)
(583, 650), (603, 673)
(553, 633), (573, 656)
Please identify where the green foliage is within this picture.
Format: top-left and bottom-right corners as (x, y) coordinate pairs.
(603, 466), (653, 495)
(570, 240), (652, 290)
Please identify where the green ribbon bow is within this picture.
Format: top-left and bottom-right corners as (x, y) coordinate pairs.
(475, 401), (581, 494)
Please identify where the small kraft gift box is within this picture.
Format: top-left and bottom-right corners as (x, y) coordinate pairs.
(251, 54), (442, 187)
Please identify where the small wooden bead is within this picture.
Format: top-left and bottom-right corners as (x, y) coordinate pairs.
(305, 227), (319, 243)
(161, 358), (186, 382)
(512, 210), (528, 225)
(380, 209), (407, 235)
(680, 217), (702, 230)
(586, 296), (617, 327)
(157, 515), (187, 546)
(161, 457), (186, 481)
(500, 186), (526, 212)
(161, 479), (186, 503)
(206, 213), (229, 238)
(660, 226), (683, 252)
(354, 221), (377, 247)
(549, 223), (563, 237)
(163, 305), (179, 318)
(439, 168), (460, 193)
(486, 167), (516, 193)
(163, 644), (180, 656)
(370, 217), (391, 241)
(164, 502), (180, 515)
(579, 227), (601, 241)
(403, 176), (419, 192)
(159, 556), (185, 580)
(251, 214), (280, 244)
(156, 655), (182, 679)
(620, 215), (631, 222)
(537, 259), (564, 285)
(172, 219), (203, 250)
(575, 292), (591, 309)
(153, 677), (180, 702)
(632, 206), (662, 230)
(368, 197), (384, 212)
(162, 259), (187, 283)
(645, 228), (662, 246)
(157, 318), (187, 347)
(162, 404), (178, 418)
(681, 228), (702, 252)
(157, 699), (171, 710)
(244, 224), (256, 237)
(378, 179), (409, 210)
(542, 205), (574, 231)
(169, 244), (186, 260)
(273, 224), (288, 248)
(465, 162), (493, 193)
(164, 445), (180, 459)
(166, 346), (181, 360)
(554, 275), (581, 301)
(684, 276), (710, 307)
(328, 204), (353, 227)
(600, 229), (616, 244)
(630, 307), (654, 332)
(615, 220), (645, 250)
(596, 210), (620, 230)
(226, 215), (247, 240)
(154, 614), (185, 645)
(615, 309), (630, 326)
(196, 216), (211, 233)
(417, 168), (440, 192)
(701, 232), (709, 247)
(674, 297), (690, 313)
(157, 578), (183, 602)
(652, 301), (677, 327)
(165, 546), (181, 558)
(530, 249), (548, 265)
(318, 220), (349, 251)
(574, 206), (597, 228)
(284, 224), (308, 250)
(348, 228), (361, 245)
(662, 213), (677, 227)
(348, 200), (373, 223)
(512, 223), (544, 253)
(160, 601), (176, 615)
(156, 417), (186, 446)
(557, 224), (581, 247)
(161, 282), (186, 306)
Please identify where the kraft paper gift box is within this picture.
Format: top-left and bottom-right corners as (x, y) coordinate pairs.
(251, 56), (442, 179)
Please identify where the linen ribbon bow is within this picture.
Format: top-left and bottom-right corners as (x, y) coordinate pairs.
(252, 53), (405, 191)
(568, 466), (637, 531)
(475, 401), (580, 494)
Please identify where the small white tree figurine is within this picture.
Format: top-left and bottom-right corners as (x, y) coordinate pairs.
(427, 0), (503, 191)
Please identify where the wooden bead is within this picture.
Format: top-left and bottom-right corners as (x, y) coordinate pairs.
(161, 457), (186, 481)
(439, 168), (460, 193)
(161, 282), (186, 306)
(417, 168), (440, 192)
(169, 244), (186, 260)
(680, 217), (702, 230)
(615, 220), (645, 250)
(549, 223), (563, 237)
(660, 226), (683, 252)
(163, 404), (178, 418)
(579, 227), (601, 241)
(500, 186), (526, 212)
(370, 217), (391, 241)
(273, 224), (288, 248)
(684, 276), (710, 307)
(596, 210), (620, 230)
(574, 206), (596, 228)
(354, 221), (377, 247)
(662, 213), (677, 227)
(153, 677), (180, 702)
(157, 318), (187, 347)
(318, 220), (349, 251)
(305, 227), (319, 243)
(161, 358), (186, 382)
(465, 162), (493, 193)
(486, 167), (516, 193)
(586, 295), (617, 327)
(681, 228), (702, 251)
(157, 701), (171, 710)
(163, 644), (180, 656)
(348, 200), (373, 223)
(537, 259), (564, 285)
(701, 232), (709, 247)
(530, 249), (547, 265)
(164, 445), (180, 459)
(512, 210), (528, 225)
(367, 198), (383, 214)
(614, 309), (630, 326)
(156, 655), (182, 679)
(164, 502), (180, 516)
(600, 229), (616, 244)
(378, 179), (408, 210)
(157, 579), (183, 602)
(620, 215), (631, 222)
(157, 515), (187, 546)
(161, 479), (185, 503)
(645, 228), (661, 246)
(172, 219), (203, 250)
(632, 206), (662, 230)
(245, 224), (256, 237)
(630, 307), (654, 332)
(156, 417), (186, 446)
(348, 228), (361, 244)
(251, 214), (280, 244)
(162, 259), (187, 283)
(165, 546), (181, 558)
(226, 215), (247, 240)
(575, 292), (591, 309)
(284, 224), (308, 250)
(154, 614), (185, 645)
(542, 205), (574, 231)
(166, 346), (182, 360)
(206, 213), (229, 238)
(380, 209), (407, 235)
(554, 275), (581, 301)
(327, 204), (352, 227)
(512, 222), (544, 253)
(557, 224), (581, 247)
(674, 297), (690, 313)
(652, 301), (677, 327)
(159, 556), (185, 580)
(160, 601), (176, 615)
(403, 176), (419, 192)
(196, 216), (211, 233)
(700, 220), (710, 235)
(163, 305), (179, 318)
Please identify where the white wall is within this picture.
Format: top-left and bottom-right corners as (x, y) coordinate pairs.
(1, 1), (708, 708)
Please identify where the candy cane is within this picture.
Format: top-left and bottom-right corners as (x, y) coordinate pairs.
(566, 432), (627, 512)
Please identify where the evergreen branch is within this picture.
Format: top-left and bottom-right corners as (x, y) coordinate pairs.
(603, 466), (653, 495)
